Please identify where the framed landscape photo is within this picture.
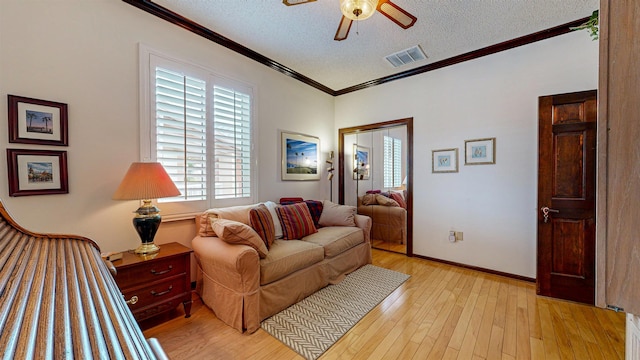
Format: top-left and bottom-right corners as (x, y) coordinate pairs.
(353, 145), (370, 180)
(7, 149), (69, 196)
(281, 131), (320, 181)
(465, 138), (496, 165)
(432, 148), (458, 173)
(7, 95), (69, 146)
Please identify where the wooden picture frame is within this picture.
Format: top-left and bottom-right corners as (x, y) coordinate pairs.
(8, 95), (69, 146)
(281, 131), (320, 181)
(465, 138), (496, 165)
(7, 149), (69, 196)
(432, 148), (458, 173)
(353, 144), (370, 180)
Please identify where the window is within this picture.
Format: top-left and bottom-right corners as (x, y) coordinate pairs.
(142, 49), (255, 211)
(383, 135), (402, 188)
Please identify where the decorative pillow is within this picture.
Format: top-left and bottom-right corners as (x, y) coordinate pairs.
(276, 202), (318, 240)
(361, 194), (378, 206)
(198, 204), (255, 236)
(318, 200), (356, 227)
(264, 201), (283, 239)
(366, 189), (381, 194)
(279, 197), (303, 205)
(304, 200), (324, 228)
(249, 204), (275, 249)
(212, 219), (268, 258)
(389, 192), (406, 209)
(375, 194), (400, 207)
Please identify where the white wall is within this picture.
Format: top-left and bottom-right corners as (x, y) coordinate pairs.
(335, 31), (599, 278)
(0, 1), (334, 253)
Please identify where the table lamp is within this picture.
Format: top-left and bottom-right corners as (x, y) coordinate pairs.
(112, 162), (180, 254)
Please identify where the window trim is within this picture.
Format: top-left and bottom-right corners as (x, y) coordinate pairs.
(139, 44), (258, 215)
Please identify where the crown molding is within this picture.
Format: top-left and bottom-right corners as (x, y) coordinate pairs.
(122, 1), (589, 97)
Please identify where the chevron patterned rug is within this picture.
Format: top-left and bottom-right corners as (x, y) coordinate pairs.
(261, 264), (410, 360)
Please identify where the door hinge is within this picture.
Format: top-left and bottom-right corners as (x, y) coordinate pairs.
(606, 305), (625, 312)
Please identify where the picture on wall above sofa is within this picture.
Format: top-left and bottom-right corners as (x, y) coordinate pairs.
(281, 131), (320, 181)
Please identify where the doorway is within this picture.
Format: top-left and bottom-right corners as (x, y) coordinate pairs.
(338, 118), (413, 256)
(537, 90), (597, 304)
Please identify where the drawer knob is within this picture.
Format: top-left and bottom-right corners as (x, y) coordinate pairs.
(151, 286), (173, 297)
(150, 265), (173, 276)
(125, 295), (139, 305)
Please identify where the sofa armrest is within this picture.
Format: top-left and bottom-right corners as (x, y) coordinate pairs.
(354, 214), (372, 244)
(192, 235), (260, 293)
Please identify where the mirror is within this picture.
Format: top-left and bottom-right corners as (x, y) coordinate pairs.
(338, 118), (413, 255)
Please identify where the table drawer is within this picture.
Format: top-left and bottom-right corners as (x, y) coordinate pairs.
(115, 255), (187, 288)
(121, 276), (188, 313)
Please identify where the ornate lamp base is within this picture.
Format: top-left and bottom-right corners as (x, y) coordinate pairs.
(132, 199), (163, 255)
(134, 242), (160, 254)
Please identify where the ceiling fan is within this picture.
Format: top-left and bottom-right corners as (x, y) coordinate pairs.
(283, 0), (417, 41)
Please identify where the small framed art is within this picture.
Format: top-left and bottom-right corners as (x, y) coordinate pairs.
(7, 149), (69, 196)
(7, 95), (69, 146)
(465, 138), (496, 165)
(432, 148), (458, 173)
(353, 144), (370, 180)
(281, 131), (320, 180)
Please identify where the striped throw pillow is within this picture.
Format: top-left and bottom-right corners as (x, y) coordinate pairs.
(276, 202), (318, 240)
(249, 204), (275, 249)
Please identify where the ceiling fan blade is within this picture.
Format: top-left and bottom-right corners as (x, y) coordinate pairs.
(334, 16), (352, 41)
(376, 0), (417, 29)
(282, 0), (316, 5)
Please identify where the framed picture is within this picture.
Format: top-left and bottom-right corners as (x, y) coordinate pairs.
(432, 148), (458, 173)
(465, 138), (496, 165)
(353, 145), (370, 180)
(7, 95), (69, 146)
(7, 149), (69, 196)
(281, 131), (320, 181)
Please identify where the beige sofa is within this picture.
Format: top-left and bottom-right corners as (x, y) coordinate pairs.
(191, 201), (372, 333)
(358, 195), (406, 244)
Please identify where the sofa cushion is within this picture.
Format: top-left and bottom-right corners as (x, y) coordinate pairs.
(259, 239), (324, 285)
(375, 194), (400, 207)
(318, 200), (356, 227)
(361, 194), (378, 205)
(389, 192), (406, 209)
(303, 226), (364, 258)
(304, 200), (323, 228)
(276, 202), (318, 240)
(199, 204), (256, 236)
(249, 204), (275, 249)
(264, 201), (283, 239)
(212, 219), (269, 259)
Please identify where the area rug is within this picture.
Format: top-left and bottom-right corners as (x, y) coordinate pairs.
(261, 264), (410, 360)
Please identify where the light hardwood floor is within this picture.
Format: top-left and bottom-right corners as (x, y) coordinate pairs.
(143, 249), (625, 359)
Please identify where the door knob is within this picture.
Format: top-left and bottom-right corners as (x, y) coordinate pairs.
(541, 206), (560, 223)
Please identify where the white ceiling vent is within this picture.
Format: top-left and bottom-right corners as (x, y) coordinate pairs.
(384, 45), (427, 68)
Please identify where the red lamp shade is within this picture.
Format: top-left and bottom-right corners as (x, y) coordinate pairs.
(113, 162), (180, 201)
(113, 162), (180, 254)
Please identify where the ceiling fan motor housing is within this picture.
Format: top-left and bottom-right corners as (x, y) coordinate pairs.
(340, 0), (378, 21)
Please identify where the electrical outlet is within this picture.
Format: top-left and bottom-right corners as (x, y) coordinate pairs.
(455, 231), (463, 241)
(448, 230), (456, 242)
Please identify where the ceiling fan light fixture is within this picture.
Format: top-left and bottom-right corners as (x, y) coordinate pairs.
(340, 0), (378, 21)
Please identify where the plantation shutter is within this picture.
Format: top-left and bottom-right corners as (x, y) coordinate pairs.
(383, 135), (402, 188)
(212, 85), (251, 199)
(155, 67), (207, 201)
(393, 137), (402, 187)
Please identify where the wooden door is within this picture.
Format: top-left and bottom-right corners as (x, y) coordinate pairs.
(537, 90), (597, 304)
(599, 0), (640, 315)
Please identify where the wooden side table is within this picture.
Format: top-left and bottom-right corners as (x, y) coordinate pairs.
(113, 242), (193, 323)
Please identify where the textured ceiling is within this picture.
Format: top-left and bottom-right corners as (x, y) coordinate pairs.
(153, 0), (598, 91)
